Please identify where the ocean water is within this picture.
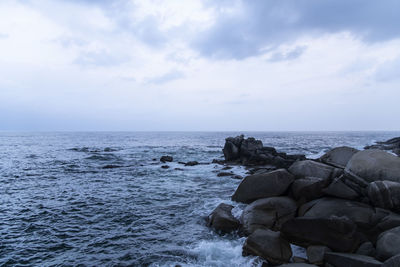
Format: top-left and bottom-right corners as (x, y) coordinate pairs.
(1, 131), (399, 266)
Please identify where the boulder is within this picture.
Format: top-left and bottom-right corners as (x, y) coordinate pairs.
(207, 203), (240, 233)
(288, 160), (342, 180)
(376, 226), (400, 261)
(243, 229), (292, 265)
(368, 181), (400, 212)
(241, 196), (297, 235)
(383, 255), (400, 267)
(223, 135), (244, 161)
(322, 175), (359, 200)
(324, 252), (383, 267)
(160, 155), (173, 163)
(291, 177), (330, 201)
(232, 169), (294, 204)
(281, 216), (361, 252)
(345, 150), (400, 183)
(299, 198), (375, 228)
(320, 146), (359, 168)
(356, 242), (376, 257)
(240, 137), (263, 160)
(368, 208), (400, 242)
(307, 245), (331, 265)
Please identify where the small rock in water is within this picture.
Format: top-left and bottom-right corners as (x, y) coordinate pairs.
(174, 168), (184, 171)
(221, 166), (233, 170)
(160, 155), (173, 163)
(102, 164), (121, 169)
(185, 161), (199, 166)
(207, 203), (240, 233)
(217, 172), (233, 177)
(161, 165), (170, 169)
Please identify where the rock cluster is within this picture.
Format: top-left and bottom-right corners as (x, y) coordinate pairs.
(208, 135), (400, 266)
(365, 137), (400, 156)
(222, 135), (306, 167)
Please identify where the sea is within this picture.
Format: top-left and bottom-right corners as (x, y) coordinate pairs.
(1, 131), (399, 266)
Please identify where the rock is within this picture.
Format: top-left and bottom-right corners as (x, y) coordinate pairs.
(368, 208), (400, 242)
(240, 137), (264, 161)
(207, 203), (240, 233)
(345, 150), (400, 183)
(278, 264), (317, 267)
(241, 196), (297, 235)
(367, 181), (400, 212)
(160, 155), (173, 163)
(356, 242), (376, 257)
(383, 255), (400, 267)
(320, 146), (359, 168)
(376, 226), (400, 261)
(161, 165), (170, 169)
(174, 168), (184, 171)
(243, 229), (292, 265)
(291, 177), (329, 201)
(322, 175), (359, 200)
(232, 175), (243, 180)
(365, 137), (400, 156)
(217, 172), (234, 177)
(288, 160), (342, 180)
(102, 164), (121, 169)
(299, 197), (375, 228)
(307, 245), (331, 265)
(281, 216), (361, 252)
(324, 252), (383, 267)
(223, 135), (244, 161)
(221, 166), (233, 170)
(232, 169), (294, 204)
(292, 256), (308, 263)
(185, 161), (199, 166)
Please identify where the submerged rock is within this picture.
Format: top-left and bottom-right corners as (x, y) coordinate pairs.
(345, 149), (400, 183)
(241, 196), (297, 235)
(207, 203), (240, 234)
(160, 155), (173, 163)
(243, 229), (292, 265)
(185, 161), (199, 166)
(232, 169), (294, 204)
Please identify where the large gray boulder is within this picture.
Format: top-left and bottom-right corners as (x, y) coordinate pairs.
(207, 203), (240, 233)
(243, 229), (292, 265)
(281, 216), (362, 252)
(345, 149), (400, 183)
(383, 255), (400, 267)
(241, 196), (297, 235)
(368, 181), (400, 212)
(232, 169), (294, 204)
(324, 252), (383, 267)
(291, 177), (330, 201)
(322, 175), (359, 200)
(376, 226), (400, 261)
(288, 160), (342, 180)
(320, 146), (359, 168)
(299, 198), (375, 227)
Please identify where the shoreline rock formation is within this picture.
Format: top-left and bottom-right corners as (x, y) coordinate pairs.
(208, 135), (400, 266)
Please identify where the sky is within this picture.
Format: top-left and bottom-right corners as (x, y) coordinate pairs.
(0, 0), (399, 131)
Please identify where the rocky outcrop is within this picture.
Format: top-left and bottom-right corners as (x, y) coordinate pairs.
(288, 160), (342, 180)
(243, 229), (292, 265)
(324, 252), (383, 267)
(241, 196), (297, 235)
(368, 181), (400, 212)
(345, 149), (400, 183)
(320, 146), (359, 168)
(232, 169), (294, 204)
(222, 135), (305, 167)
(207, 203), (240, 233)
(281, 216), (362, 252)
(365, 137), (400, 156)
(376, 226), (400, 261)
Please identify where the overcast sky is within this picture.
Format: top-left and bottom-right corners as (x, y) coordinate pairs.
(0, 0), (399, 131)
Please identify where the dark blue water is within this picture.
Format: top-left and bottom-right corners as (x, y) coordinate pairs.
(1, 131), (399, 266)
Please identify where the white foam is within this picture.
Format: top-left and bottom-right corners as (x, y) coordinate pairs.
(186, 238), (261, 267)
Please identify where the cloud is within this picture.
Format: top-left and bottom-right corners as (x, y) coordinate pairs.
(146, 70), (185, 84)
(375, 57), (400, 82)
(268, 46), (307, 62)
(193, 0), (400, 59)
(0, 33), (8, 39)
(74, 50), (129, 67)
